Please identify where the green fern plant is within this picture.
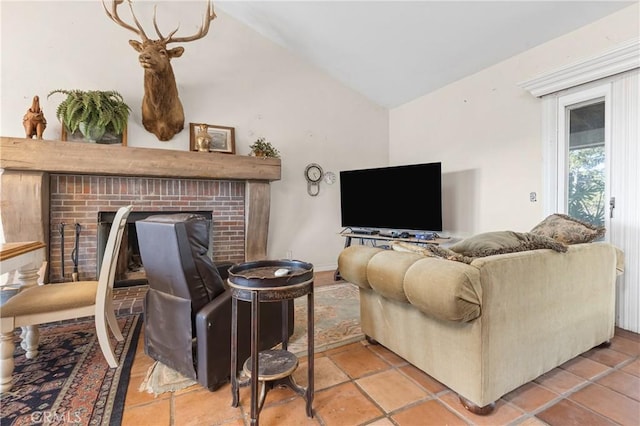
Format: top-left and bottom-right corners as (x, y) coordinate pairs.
(47, 90), (130, 135)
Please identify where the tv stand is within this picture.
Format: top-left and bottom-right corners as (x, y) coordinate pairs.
(340, 232), (448, 248)
(334, 231), (450, 280)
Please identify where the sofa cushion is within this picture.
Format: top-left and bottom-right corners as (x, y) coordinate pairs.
(367, 250), (425, 303)
(530, 213), (605, 244)
(449, 231), (567, 258)
(338, 246), (482, 322)
(403, 257), (482, 322)
(337, 245), (384, 290)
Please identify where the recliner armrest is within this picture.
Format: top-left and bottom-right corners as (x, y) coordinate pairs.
(194, 289), (295, 391)
(194, 290), (234, 390)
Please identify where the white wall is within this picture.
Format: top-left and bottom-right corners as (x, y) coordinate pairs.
(0, 1), (388, 270)
(389, 3), (639, 237)
(3, 2), (637, 268)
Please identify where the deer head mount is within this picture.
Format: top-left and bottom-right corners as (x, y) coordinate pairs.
(103, 0), (216, 141)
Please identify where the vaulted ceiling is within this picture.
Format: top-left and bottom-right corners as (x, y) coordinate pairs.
(218, 1), (635, 108)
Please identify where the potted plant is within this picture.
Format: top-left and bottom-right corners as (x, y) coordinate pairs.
(47, 90), (130, 142)
(249, 137), (280, 158)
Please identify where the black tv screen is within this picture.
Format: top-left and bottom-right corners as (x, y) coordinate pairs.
(340, 162), (442, 232)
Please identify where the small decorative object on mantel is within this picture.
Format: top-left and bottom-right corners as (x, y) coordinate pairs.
(47, 89), (130, 145)
(189, 123), (236, 154)
(23, 95), (47, 139)
(249, 137), (280, 158)
(195, 124), (212, 152)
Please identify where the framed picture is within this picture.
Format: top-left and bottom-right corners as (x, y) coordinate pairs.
(189, 123), (235, 154)
(61, 126), (127, 146)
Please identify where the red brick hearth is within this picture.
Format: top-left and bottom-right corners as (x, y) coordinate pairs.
(48, 175), (245, 283)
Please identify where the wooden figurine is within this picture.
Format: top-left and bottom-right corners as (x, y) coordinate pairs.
(23, 95), (47, 139)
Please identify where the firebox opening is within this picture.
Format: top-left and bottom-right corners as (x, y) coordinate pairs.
(97, 210), (214, 288)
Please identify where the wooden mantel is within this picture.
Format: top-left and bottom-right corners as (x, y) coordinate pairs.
(0, 137), (282, 262)
(0, 137), (281, 181)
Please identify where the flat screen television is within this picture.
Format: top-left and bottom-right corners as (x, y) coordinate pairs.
(340, 162), (442, 232)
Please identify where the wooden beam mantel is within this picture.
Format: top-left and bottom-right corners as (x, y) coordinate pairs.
(1, 136), (281, 263)
(0, 137), (281, 181)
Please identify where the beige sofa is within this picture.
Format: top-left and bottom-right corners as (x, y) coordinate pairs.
(338, 241), (621, 413)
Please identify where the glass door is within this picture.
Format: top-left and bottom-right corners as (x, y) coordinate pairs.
(551, 74), (639, 333)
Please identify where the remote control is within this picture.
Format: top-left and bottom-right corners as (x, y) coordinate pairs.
(274, 268), (290, 277)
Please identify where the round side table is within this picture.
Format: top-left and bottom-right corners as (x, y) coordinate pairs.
(228, 260), (314, 426)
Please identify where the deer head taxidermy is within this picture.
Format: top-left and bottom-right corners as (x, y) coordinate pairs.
(102, 0), (216, 141)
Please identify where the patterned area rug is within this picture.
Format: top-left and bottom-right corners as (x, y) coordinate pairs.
(140, 282), (362, 395)
(287, 281), (362, 355)
(0, 314), (142, 426)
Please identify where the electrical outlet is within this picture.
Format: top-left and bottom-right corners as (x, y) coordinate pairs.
(530, 192), (537, 202)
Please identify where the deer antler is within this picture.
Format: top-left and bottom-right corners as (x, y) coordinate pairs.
(102, 0), (149, 41)
(161, 0), (217, 44)
(152, 5), (179, 41)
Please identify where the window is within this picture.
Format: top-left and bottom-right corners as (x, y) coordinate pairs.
(566, 101), (605, 227)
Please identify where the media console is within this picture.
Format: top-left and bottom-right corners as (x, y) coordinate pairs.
(340, 232), (449, 248)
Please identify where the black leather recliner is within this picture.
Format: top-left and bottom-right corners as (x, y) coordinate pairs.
(135, 213), (294, 391)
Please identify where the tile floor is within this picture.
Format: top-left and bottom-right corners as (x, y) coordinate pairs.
(117, 272), (640, 425)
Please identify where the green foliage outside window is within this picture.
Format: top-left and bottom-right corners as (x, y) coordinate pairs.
(568, 146), (605, 227)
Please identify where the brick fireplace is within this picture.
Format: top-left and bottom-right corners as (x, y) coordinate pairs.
(48, 174), (245, 283)
(0, 137), (282, 283)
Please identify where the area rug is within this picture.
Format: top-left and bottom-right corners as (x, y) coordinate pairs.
(0, 314), (142, 426)
(287, 281), (363, 355)
(140, 282), (363, 395)
(138, 359), (197, 396)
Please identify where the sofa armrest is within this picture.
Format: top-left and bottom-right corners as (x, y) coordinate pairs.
(469, 243), (617, 398)
(614, 246), (625, 275)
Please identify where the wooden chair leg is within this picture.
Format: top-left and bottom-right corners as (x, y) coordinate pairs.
(106, 301), (124, 341)
(0, 332), (16, 393)
(95, 314), (118, 368)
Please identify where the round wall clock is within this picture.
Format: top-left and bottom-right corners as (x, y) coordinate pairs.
(323, 171), (337, 185)
(304, 163), (324, 196)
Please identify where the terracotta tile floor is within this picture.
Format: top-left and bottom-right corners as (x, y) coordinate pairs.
(117, 272), (640, 425)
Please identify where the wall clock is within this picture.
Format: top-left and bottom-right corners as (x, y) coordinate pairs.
(304, 163), (324, 196)
(323, 171), (337, 185)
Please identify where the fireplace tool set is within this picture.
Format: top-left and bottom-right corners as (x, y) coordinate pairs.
(71, 223), (81, 281)
(58, 223), (66, 278)
(59, 222), (81, 281)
